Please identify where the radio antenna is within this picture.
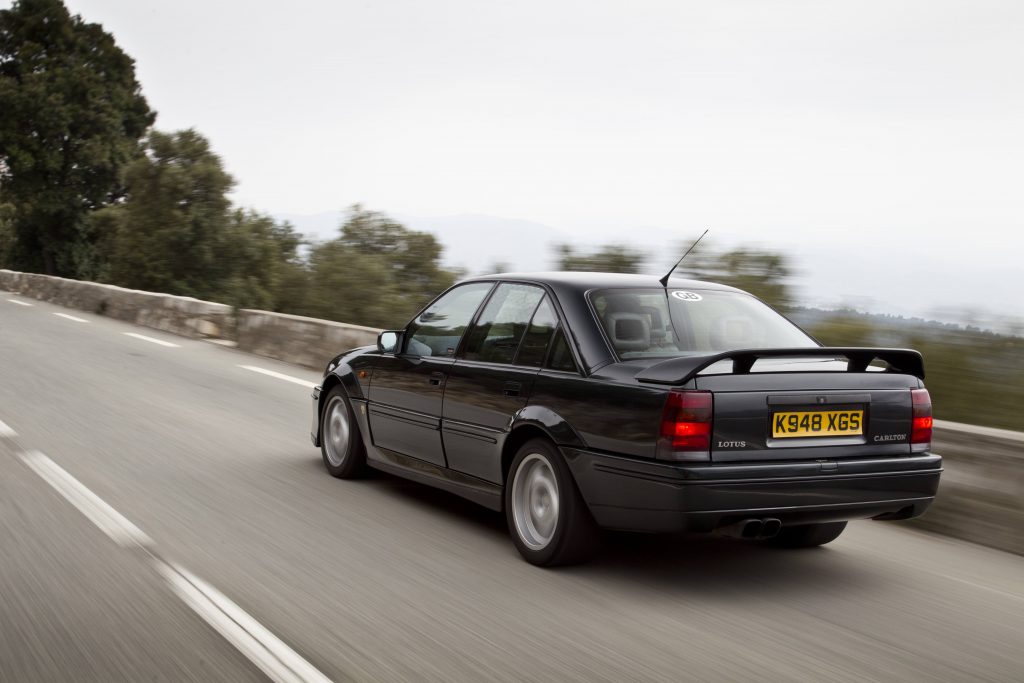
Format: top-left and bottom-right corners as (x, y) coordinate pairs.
(659, 229), (709, 287)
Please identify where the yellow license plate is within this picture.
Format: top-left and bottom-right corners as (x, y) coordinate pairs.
(772, 410), (864, 438)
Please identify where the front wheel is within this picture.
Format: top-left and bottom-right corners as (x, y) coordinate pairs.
(768, 521), (847, 548)
(505, 439), (599, 566)
(320, 388), (365, 479)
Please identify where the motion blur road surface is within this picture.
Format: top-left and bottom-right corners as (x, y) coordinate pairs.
(2, 295), (1023, 682)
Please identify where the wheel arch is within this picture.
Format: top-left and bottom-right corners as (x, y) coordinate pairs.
(315, 366), (364, 443)
(501, 405), (585, 486)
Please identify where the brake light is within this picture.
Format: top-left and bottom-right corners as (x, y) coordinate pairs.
(911, 388), (933, 448)
(659, 390), (712, 460)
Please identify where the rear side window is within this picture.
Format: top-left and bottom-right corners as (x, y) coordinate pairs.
(406, 282), (494, 357)
(546, 328), (578, 373)
(462, 283), (545, 364)
(516, 297), (558, 367)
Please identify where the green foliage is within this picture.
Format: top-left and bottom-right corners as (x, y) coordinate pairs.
(0, 0), (154, 276)
(296, 205), (460, 328)
(676, 242), (793, 310)
(556, 243), (646, 273)
(809, 311), (1024, 432)
(100, 129), (234, 299)
(96, 129), (310, 313)
(807, 311), (876, 347)
(0, 199), (14, 264)
(336, 205), (456, 295)
(219, 209), (305, 311)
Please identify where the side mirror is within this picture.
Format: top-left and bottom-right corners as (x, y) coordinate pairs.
(377, 330), (403, 354)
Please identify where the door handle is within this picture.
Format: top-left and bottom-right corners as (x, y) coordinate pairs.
(428, 372), (445, 386)
(503, 381), (522, 397)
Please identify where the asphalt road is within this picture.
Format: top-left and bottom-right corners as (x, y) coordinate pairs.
(2, 294), (1023, 682)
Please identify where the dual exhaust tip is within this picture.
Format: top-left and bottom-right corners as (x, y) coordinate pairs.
(721, 518), (782, 540)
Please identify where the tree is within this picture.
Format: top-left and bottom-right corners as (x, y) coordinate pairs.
(298, 206), (460, 328)
(0, 0), (154, 276)
(555, 243), (646, 273)
(219, 209), (306, 311)
(0, 196), (14, 265)
(336, 205), (457, 295)
(99, 129), (234, 300)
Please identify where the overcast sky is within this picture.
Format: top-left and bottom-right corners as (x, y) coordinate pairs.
(44, 1), (1024, 320)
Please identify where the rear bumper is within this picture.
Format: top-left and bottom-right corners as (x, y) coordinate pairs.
(562, 448), (942, 533)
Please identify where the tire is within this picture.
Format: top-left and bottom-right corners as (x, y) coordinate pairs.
(505, 438), (599, 566)
(769, 521), (847, 548)
(319, 388), (366, 479)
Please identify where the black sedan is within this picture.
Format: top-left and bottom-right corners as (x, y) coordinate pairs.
(311, 273), (941, 565)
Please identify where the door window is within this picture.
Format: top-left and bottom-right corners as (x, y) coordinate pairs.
(462, 283), (545, 364)
(406, 282), (494, 357)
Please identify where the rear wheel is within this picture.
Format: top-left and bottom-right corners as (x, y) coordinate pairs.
(505, 438), (599, 566)
(320, 388), (365, 479)
(769, 521), (847, 548)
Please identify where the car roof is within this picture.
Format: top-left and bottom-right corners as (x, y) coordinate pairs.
(461, 271), (745, 294)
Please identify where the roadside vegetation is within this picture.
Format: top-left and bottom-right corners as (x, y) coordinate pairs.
(1, 0), (1020, 431)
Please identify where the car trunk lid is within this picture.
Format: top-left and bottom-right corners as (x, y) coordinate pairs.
(695, 363), (921, 462)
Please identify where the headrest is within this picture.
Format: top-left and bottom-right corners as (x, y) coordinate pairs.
(605, 311), (650, 352)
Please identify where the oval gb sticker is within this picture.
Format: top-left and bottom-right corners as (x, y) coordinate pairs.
(671, 291), (703, 302)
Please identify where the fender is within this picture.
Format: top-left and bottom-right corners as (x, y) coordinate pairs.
(509, 404), (586, 449)
(314, 346), (378, 444)
(321, 346), (376, 399)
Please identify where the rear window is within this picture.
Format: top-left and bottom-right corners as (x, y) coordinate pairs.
(589, 288), (816, 360)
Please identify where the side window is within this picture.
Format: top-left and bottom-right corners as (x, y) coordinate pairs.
(462, 283), (545, 364)
(406, 283), (493, 357)
(515, 296), (558, 367)
(546, 327), (579, 373)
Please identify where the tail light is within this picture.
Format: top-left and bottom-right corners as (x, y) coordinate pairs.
(658, 390), (712, 461)
(910, 388), (933, 450)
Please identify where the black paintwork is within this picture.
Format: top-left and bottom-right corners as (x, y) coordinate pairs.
(311, 272), (942, 532)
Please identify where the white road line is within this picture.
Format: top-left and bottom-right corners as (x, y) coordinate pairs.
(52, 312), (89, 323)
(159, 562), (333, 683)
(17, 451), (334, 681)
(19, 450), (152, 548)
(7, 298), (33, 306)
(123, 332), (181, 348)
(238, 365), (317, 389)
(0, 418), (16, 438)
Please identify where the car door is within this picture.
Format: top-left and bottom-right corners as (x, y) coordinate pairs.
(442, 283), (553, 483)
(368, 282), (494, 466)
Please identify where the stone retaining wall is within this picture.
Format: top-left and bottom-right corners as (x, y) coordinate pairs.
(0, 269), (233, 339)
(236, 309), (380, 369)
(913, 422), (1024, 556)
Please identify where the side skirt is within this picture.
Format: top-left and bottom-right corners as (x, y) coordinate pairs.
(368, 448), (504, 512)
(349, 397), (504, 511)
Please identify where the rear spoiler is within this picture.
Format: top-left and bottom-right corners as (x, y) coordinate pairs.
(634, 347), (925, 386)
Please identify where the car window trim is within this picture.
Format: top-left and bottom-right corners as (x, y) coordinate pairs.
(485, 278), (588, 375)
(433, 277), (587, 375)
